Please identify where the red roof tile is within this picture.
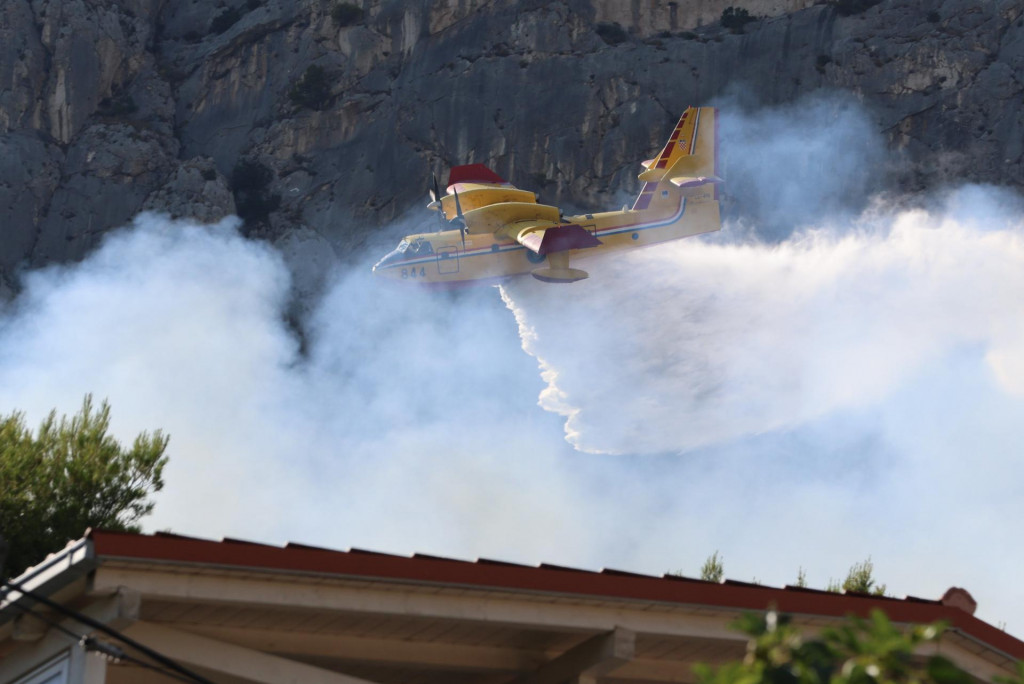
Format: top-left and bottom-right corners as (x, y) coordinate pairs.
(87, 529), (1024, 660)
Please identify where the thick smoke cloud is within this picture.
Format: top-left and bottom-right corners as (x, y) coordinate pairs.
(498, 187), (1024, 630)
(712, 92), (887, 240)
(502, 190), (1024, 454)
(0, 94), (1022, 634)
(0, 215), (611, 562)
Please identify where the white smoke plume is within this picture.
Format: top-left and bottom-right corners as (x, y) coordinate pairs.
(502, 191), (1024, 454)
(712, 92), (887, 239)
(0, 215), (607, 562)
(0, 94), (1022, 634)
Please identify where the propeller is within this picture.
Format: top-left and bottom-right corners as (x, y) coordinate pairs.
(452, 186), (467, 248)
(426, 171), (467, 247)
(429, 173), (447, 232)
(431, 173), (442, 204)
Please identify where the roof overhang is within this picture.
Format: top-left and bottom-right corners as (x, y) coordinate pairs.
(0, 536), (97, 628)
(2, 530), (1021, 684)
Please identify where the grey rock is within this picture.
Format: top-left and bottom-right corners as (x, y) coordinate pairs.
(142, 156), (236, 223)
(0, 0), (48, 133)
(0, 0), (1021, 275)
(32, 123), (176, 264)
(0, 273), (14, 302)
(31, 0), (158, 143)
(0, 132), (62, 272)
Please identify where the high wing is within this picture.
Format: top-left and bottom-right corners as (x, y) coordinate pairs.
(431, 164), (602, 282)
(497, 220), (602, 255)
(433, 164), (537, 224)
(496, 219), (601, 283)
(437, 164), (599, 246)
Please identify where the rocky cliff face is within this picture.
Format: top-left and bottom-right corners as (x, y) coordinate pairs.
(1, 0), (1021, 291)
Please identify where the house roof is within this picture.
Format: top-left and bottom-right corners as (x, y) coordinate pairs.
(4, 529), (1021, 684)
(75, 529), (1023, 660)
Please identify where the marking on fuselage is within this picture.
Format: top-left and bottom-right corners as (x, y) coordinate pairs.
(380, 198), (691, 272)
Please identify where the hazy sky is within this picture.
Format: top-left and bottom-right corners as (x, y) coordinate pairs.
(1, 96), (1022, 634)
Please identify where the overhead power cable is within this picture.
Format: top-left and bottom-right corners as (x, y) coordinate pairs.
(7, 601), (197, 684)
(1, 575), (215, 684)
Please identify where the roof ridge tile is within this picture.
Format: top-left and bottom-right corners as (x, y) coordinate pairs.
(412, 553), (464, 562)
(539, 562), (593, 573)
(601, 568), (656, 578)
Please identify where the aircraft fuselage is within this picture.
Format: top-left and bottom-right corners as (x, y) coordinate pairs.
(373, 106), (721, 285)
(373, 196), (720, 286)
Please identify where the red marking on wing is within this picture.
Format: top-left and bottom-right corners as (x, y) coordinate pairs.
(447, 164), (507, 186)
(522, 225), (602, 254)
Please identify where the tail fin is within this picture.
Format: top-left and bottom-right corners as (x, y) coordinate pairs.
(634, 106), (720, 210)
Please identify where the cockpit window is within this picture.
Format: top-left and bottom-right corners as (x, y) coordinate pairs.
(376, 239), (433, 269)
(408, 239), (434, 256)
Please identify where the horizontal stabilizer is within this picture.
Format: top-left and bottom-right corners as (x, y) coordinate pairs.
(638, 154), (714, 183)
(519, 224), (601, 255)
(640, 158), (657, 169)
(670, 175), (723, 188)
(637, 167), (663, 183)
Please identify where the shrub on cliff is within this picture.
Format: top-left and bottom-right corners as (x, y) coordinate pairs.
(289, 65), (331, 111)
(828, 0), (882, 16)
(331, 3), (364, 27)
(97, 92), (138, 117)
(231, 159), (281, 225)
(210, 6), (243, 34)
(721, 7), (756, 33)
(595, 22), (629, 45)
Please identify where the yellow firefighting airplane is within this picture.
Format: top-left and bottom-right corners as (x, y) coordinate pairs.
(373, 106), (721, 285)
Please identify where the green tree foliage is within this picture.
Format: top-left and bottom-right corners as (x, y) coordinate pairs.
(843, 557), (886, 595)
(720, 7), (756, 33)
(795, 566), (808, 588)
(696, 610), (984, 684)
(331, 2), (365, 27)
(0, 396), (168, 578)
(288, 65), (331, 111)
(827, 557), (887, 595)
(701, 551), (725, 583)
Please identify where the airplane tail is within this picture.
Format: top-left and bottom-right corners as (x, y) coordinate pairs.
(633, 106), (720, 211)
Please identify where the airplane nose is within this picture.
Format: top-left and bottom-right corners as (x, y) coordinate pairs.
(371, 259), (394, 278)
(373, 247), (406, 277)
